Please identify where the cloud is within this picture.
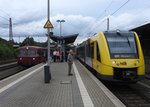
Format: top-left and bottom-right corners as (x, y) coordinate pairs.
(1, 11), (150, 43)
(0, 0), (150, 44)
(52, 14), (96, 36)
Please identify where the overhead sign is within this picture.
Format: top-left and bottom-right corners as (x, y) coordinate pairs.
(44, 19), (53, 29)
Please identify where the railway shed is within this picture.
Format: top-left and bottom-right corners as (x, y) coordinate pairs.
(50, 34), (78, 61)
(50, 34), (78, 45)
(131, 23), (150, 57)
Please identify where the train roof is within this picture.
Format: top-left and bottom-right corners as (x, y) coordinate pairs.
(103, 30), (135, 37)
(50, 34), (78, 44)
(77, 30), (135, 46)
(17, 46), (46, 50)
(104, 30), (134, 34)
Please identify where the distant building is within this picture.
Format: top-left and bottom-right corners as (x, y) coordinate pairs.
(130, 23), (150, 56)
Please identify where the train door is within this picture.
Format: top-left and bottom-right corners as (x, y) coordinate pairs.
(92, 41), (101, 71)
(92, 42), (96, 70)
(95, 42), (101, 73)
(90, 42), (94, 68)
(86, 42), (92, 67)
(91, 42), (97, 69)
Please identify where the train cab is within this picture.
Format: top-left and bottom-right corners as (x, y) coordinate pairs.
(17, 46), (46, 66)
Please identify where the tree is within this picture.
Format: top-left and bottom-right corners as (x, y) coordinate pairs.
(0, 43), (15, 60)
(20, 36), (35, 46)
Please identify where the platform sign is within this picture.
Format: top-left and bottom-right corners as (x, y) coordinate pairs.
(44, 19), (53, 29)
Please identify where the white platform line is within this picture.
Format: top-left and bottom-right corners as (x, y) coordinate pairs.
(0, 65), (45, 94)
(138, 82), (150, 89)
(78, 61), (126, 107)
(73, 63), (94, 107)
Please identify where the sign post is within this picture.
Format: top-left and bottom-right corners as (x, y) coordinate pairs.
(43, 0), (53, 83)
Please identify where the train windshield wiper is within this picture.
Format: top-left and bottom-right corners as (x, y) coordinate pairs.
(127, 37), (131, 48)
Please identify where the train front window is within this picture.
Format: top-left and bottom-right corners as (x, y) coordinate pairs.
(105, 33), (138, 59)
(28, 50), (36, 56)
(18, 50), (27, 56)
(18, 49), (36, 56)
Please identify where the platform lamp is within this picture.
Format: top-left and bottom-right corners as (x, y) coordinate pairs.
(56, 19), (65, 62)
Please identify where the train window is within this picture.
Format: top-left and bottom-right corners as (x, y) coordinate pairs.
(86, 44), (90, 57)
(105, 33), (138, 58)
(37, 50), (42, 56)
(28, 50), (36, 56)
(96, 42), (101, 62)
(91, 43), (94, 58)
(18, 50), (27, 56)
(81, 46), (85, 58)
(77, 46), (84, 58)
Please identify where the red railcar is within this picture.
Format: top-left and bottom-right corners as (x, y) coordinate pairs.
(17, 46), (47, 66)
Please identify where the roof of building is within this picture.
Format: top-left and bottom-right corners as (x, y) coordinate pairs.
(50, 34), (78, 44)
(130, 23), (150, 39)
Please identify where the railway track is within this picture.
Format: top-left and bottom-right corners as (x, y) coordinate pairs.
(104, 82), (150, 107)
(0, 59), (17, 65)
(0, 62), (28, 80)
(0, 62), (18, 71)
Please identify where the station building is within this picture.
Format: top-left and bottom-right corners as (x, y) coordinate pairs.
(131, 23), (150, 57)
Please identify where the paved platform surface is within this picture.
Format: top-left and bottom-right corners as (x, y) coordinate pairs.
(0, 60), (125, 107)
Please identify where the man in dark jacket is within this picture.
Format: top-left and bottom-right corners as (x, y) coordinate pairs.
(67, 50), (73, 75)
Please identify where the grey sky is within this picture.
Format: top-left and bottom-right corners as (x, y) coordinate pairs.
(0, 0), (150, 44)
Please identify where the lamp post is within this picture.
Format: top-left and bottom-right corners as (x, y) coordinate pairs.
(56, 20), (65, 62)
(56, 20), (65, 37)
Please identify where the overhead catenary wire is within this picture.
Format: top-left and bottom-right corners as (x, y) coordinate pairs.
(108, 0), (150, 30)
(0, 9), (9, 22)
(88, 0), (131, 34)
(0, 9), (10, 17)
(0, 16), (9, 21)
(111, 0), (130, 16)
(126, 5), (150, 30)
(81, 0), (114, 36)
(96, 0), (114, 20)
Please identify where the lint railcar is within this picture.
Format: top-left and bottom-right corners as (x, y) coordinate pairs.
(76, 30), (145, 83)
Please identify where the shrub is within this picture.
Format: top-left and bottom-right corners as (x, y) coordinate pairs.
(0, 44), (15, 60)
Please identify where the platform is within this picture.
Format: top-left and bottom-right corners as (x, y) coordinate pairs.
(0, 60), (125, 107)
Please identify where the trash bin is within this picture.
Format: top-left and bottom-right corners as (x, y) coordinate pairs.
(44, 65), (50, 83)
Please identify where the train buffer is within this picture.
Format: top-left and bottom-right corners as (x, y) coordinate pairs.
(0, 60), (125, 107)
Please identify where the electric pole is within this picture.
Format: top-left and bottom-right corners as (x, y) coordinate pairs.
(9, 18), (13, 45)
(107, 18), (109, 31)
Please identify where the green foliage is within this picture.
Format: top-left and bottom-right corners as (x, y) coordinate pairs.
(20, 36), (48, 47)
(0, 36), (49, 61)
(20, 37), (35, 46)
(0, 38), (16, 60)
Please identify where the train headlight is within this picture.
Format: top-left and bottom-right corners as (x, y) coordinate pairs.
(33, 58), (35, 60)
(112, 61), (116, 64)
(20, 58), (22, 60)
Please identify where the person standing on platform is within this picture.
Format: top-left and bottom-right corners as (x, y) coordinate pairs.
(67, 49), (74, 76)
(56, 51), (60, 62)
(53, 50), (56, 62)
(61, 50), (64, 62)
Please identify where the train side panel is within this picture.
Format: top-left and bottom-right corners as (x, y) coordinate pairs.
(134, 32), (145, 75)
(92, 33), (114, 76)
